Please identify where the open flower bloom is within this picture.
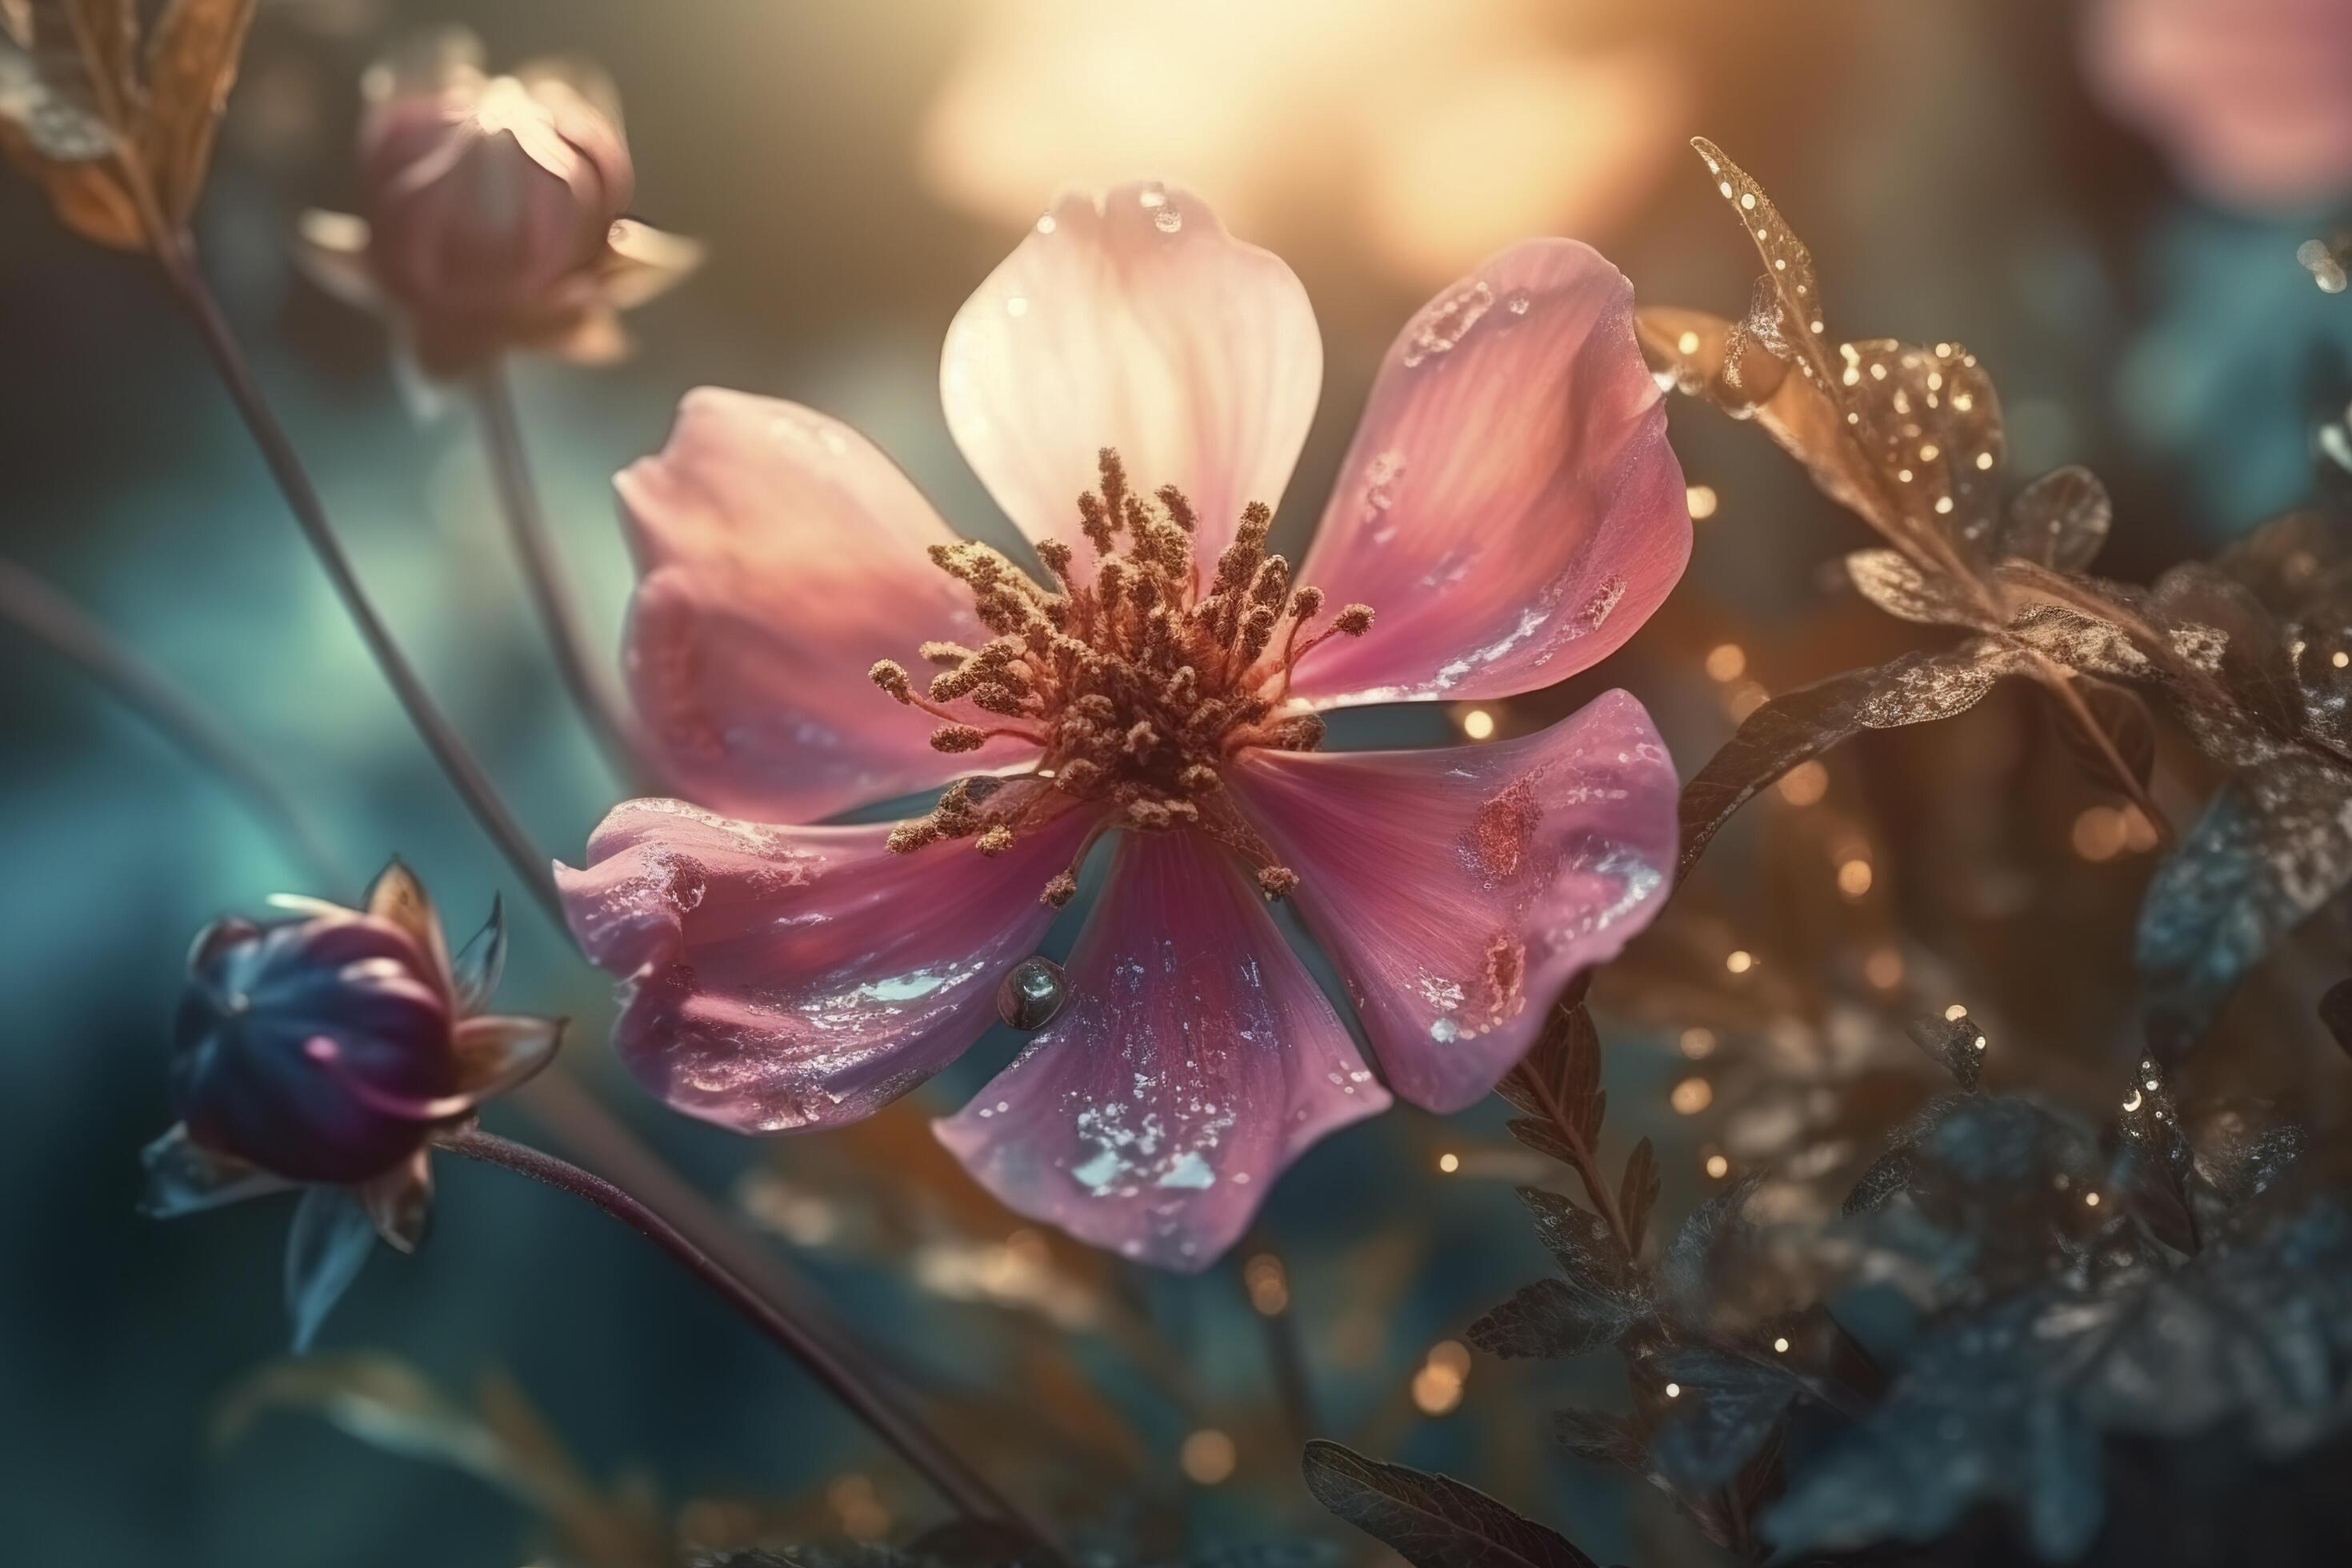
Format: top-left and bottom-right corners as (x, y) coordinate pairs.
(294, 28), (702, 375)
(142, 862), (562, 1346)
(560, 183), (1689, 1269)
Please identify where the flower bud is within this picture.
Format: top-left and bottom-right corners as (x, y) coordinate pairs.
(358, 44), (632, 330)
(170, 910), (458, 1184)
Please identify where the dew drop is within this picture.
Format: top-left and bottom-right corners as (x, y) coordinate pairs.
(1402, 280), (1494, 368)
(1153, 206), (1183, 234)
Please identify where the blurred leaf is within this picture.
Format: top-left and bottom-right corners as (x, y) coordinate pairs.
(1553, 1408), (1647, 1472)
(2135, 759), (2352, 1060)
(2050, 676), (2156, 797)
(1678, 642), (2026, 878)
(1658, 1174), (1761, 1322)
(1650, 1347), (1802, 1494)
(2322, 977), (2352, 1058)
(0, 0), (145, 245)
(2003, 466), (2112, 572)
(214, 1352), (513, 1478)
(137, 0), (253, 229)
(282, 1184), (376, 1352)
(1302, 1440), (1600, 1568)
(1841, 1095), (1966, 1217)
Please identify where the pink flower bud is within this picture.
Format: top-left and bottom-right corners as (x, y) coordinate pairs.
(359, 51), (633, 328)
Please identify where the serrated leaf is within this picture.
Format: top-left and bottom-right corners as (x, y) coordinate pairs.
(1678, 641), (2029, 878)
(1520, 1186), (1634, 1288)
(1302, 1440), (1601, 1568)
(138, 0), (253, 228)
(2004, 465), (2111, 571)
(1466, 1275), (1636, 1360)
(2136, 758), (2352, 1060)
(1618, 1138), (1660, 1254)
(1659, 1174), (1761, 1322)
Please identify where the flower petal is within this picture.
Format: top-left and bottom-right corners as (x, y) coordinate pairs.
(941, 182), (1322, 558)
(1230, 690), (1677, 1112)
(138, 1123), (294, 1218)
(934, 830), (1387, 1272)
(285, 1185), (378, 1352)
(1289, 242), (1690, 708)
(558, 798), (1094, 1134)
(619, 387), (1036, 824)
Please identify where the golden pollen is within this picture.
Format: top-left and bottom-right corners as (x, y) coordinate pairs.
(874, 449), (1372, 904)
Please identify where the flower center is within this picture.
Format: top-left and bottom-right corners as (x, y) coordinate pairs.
(871, 449), (1373, 906)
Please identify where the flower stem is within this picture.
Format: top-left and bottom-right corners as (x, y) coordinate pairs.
(437, 1124), (1066, 1555)
(0, 557), (347, 891)
(152, 236), (564, 926)
(470, 362), (657, 794)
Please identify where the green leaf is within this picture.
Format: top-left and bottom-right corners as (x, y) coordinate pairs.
(1302, 1440), (1600, 1568)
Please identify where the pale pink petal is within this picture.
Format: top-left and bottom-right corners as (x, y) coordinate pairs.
(556, 798), (1094, 1133)
(935, 830), (1386, 1271)
(619, 387), (1034, 824)
(1289, 242), (1689, 708)
(1230, 690), (1677, 1112)
(940, 182), (1322, 559)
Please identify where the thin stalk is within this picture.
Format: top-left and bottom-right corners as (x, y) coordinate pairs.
(470, 362), (654, 793)
(1233, 1234), (1317, 1447)
(0, 558), (346, 890)
(152, 234), (564, 925)
(438, 1126), (1066, 1557)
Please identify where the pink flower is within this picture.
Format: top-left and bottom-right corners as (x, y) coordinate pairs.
(2081, 0), (2352, 214)
(559, 184), (1689, 1269)
(294, 29), (701, 374)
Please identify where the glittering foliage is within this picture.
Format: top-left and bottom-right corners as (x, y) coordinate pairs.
(1648, 138), (2352, 1060)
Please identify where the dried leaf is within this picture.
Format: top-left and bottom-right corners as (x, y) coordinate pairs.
(138, 0), (254, 228)
(2050, 676), (2157, 798)
(1904, 1015), (1989, 1092)
(0, 0), (143, 245)
(2003, 465), (2111, 571)
(1846, 547), (1986, 628)
(1302, 1440), (1601, 1568)
(2135, 758), (2352, 1060)
(1466, 1275), (1638, 1361)
(1679, 641), (2028, 878)
(2149, 564), (2306, 764)
(1618, 1137), (1660, 1254)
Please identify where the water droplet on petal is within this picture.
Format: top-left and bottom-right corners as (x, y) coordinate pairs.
(996, 956), (1069, 1031)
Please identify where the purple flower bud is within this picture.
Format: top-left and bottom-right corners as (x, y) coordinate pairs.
(357, 42), (634, 335)
(169, 910), (458, 1184)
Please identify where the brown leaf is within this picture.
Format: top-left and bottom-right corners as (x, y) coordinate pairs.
(138, 0), (254, 229)
(2003, 465), (2111, 571)
(0, 0), (145, 244)
(1846, 547), (1989, 629)
(1618, 1137), (1661, 1254)
(1679, 641), (2030, 879)
(2048, 676), (2157, 797)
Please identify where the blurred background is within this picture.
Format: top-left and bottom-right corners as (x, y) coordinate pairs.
(3, 1), (2350, 1564)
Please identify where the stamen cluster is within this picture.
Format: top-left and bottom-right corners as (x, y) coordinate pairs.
(870, 450), (1372, 906)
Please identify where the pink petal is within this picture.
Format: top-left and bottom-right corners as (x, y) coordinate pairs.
(556, 798), (1094, 1133)
(934, 830), (1387, 1271)
(1288, 242), (1690, 708)
(618, 387), (1034, 824)
(940, 182), (1322, 559)
(1230, 690), (1677, 1112)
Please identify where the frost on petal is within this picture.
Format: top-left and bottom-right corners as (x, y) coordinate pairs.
(935, 830), (1386, 1271)
(556, 798), (1094, 1134)
(1231, 690), (1677, 1113)
(1290, 242), (1690, 709)
(941, 182), (1322, 559)
(618, 387), (1036, 825)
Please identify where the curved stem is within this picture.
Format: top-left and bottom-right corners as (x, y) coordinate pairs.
(153, 237), (564, 926)
(470, 362), (657, 794)
(436, 1125), (1066, 1558)
(0, 558), (347, 890)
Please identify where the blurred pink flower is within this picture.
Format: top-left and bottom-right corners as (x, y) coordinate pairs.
(559, 183), (1689, 1268)
(2082, 0), (2352, 213)
(294, 29), (701, 375)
